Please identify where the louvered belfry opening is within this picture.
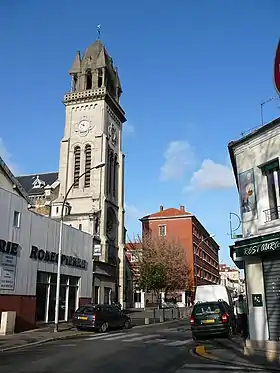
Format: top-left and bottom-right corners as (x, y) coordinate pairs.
(73, 146), (81, 188)
(84, 144), (92, 188)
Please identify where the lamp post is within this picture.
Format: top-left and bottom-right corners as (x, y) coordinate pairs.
(194, 234), (215, 289)
(54, 161), (105, 332)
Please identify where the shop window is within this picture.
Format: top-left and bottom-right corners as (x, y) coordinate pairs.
(36, 271), (80, 323)
(13, 211), (20, 227)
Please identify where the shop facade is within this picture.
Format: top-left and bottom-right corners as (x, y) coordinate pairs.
(229, 117), (280, 359)
(0, 185), (93, 332)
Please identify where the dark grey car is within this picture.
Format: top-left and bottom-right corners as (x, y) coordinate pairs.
(72, 304), (131, 332)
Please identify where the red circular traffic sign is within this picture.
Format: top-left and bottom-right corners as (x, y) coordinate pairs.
(274, 39), (280, 96)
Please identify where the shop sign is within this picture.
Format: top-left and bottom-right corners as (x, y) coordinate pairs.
(236, 238), (280, 257)
(0, 239), (18, 290)
(252, 294), (263, 307)
(30, 246), (88, 270)
(93, 244), (101, 257)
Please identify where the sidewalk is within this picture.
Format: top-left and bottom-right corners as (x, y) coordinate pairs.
(195, 336), (280, 371)
(0, 322), (86, 352)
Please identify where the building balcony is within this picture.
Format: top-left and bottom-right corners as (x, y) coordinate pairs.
(264, 207), (280, 223)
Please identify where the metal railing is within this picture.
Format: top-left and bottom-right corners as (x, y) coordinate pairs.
(264, 207), (280, 223)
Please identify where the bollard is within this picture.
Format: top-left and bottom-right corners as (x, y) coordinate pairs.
(163, 308), (165, 321)
(145, 317), (150, 325)
(153, 308), (156, 324)
(177, 308), (180, 319)
(171, 308), (174, 320)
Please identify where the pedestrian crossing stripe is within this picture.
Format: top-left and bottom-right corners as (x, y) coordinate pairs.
(104, 333), (141, 341)
(84, 331), (192, 347)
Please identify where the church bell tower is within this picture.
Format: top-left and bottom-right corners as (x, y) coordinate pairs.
(52, 39), (126, 306)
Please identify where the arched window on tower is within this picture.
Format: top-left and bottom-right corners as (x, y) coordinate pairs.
(86, 69), (92, 90)
(98, 69), (103, 88)
(84, 144), (92, 188)
(72, 74), (78, 92)
(113, 154), (118, 198)
(73, 146), (81, 188)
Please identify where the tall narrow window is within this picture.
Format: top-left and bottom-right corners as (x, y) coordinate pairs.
(86, 69), (92, 90)
(98, 69), (103, 88)
(263, 161), (280, 222)
(72, 74), (78, 92)
(107, 149), (113, 194)
(73, 146), (81, 188)
(113, 154), (118, 197)
(84, 144), (91, 188)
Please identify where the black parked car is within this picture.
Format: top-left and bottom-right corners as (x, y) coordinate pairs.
(72, 304), (131, 332)
(190, 300), (236, 340)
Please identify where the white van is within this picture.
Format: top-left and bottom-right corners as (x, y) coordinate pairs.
(194, 285), (234, 309)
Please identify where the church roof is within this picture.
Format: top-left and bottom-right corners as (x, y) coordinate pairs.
(83, 40), (111, 67)
(17, 172), (58, 196)
(0, 156), (31, 203)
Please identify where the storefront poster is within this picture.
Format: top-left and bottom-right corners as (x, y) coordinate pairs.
(0, 252), (17, 290)
(239, 168), (257, 220)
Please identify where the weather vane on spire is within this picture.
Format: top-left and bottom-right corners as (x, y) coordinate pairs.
(97, 24), (101, 40)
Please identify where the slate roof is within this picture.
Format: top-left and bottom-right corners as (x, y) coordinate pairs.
(0, 156), (31, 203)
(16, 172), (58, 196)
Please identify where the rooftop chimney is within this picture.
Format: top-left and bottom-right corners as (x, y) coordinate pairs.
(180, 205), (185, 212)
(160, 205), (164, 212)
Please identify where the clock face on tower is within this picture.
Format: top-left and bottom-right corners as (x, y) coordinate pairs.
(75, 117), (93, 137)
(79, 120), (89, 132)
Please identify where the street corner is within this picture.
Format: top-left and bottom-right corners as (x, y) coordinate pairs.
(193, 344), (218, 362)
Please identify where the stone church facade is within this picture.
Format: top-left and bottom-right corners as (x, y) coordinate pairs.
(17, 39), (127, 306)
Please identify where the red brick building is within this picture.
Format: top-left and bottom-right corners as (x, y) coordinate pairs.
(140, 205), (220, 290)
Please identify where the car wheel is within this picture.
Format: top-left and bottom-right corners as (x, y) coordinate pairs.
(76, 326), (83, 331)
(99, 322), (108, 333)
(123, 319), (131, 329)
(192, 333), (197, 341)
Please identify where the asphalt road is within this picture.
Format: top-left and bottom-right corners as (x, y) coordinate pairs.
(0, 321), (268, 373)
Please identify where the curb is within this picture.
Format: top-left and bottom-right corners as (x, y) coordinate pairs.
(194, 345), (280, 372)
(0, 331), (87, 353)
(0, 318), (188, 353)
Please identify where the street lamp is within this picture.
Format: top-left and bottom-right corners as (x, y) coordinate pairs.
(54, 161), (105, 332)
(194, 233), (215, 289)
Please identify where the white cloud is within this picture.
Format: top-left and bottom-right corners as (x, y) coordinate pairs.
(0, 138), (19, 174)
(125, 204), (142, 220)
(160, 141), (195, 181)
(186, 159), (235, 191)
(123, 122), (135, 134)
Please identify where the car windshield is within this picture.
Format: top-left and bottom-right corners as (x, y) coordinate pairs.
(194, 303), (221, 316)
(76, 305), (96, 314)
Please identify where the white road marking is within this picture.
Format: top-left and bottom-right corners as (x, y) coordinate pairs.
(103, 332), (141, 341)
(161, 327), (179, 332)
(122, 334), (159, 342)
(85, 332), (113, 340)
(164, 340), (192, 347)
(178, 363), (263, 371)
(144, 338), (168, 344)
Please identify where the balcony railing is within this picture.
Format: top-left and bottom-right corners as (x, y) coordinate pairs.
(264, 207), (280, 223)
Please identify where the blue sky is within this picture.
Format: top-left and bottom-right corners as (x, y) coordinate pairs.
(0, 0), (279, 265)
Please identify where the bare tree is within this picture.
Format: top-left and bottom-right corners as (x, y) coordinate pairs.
(129, 233), (191, 299)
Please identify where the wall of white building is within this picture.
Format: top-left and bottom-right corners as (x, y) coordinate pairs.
(0, 186), (93, 298)
(233, 122), (280, 237)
